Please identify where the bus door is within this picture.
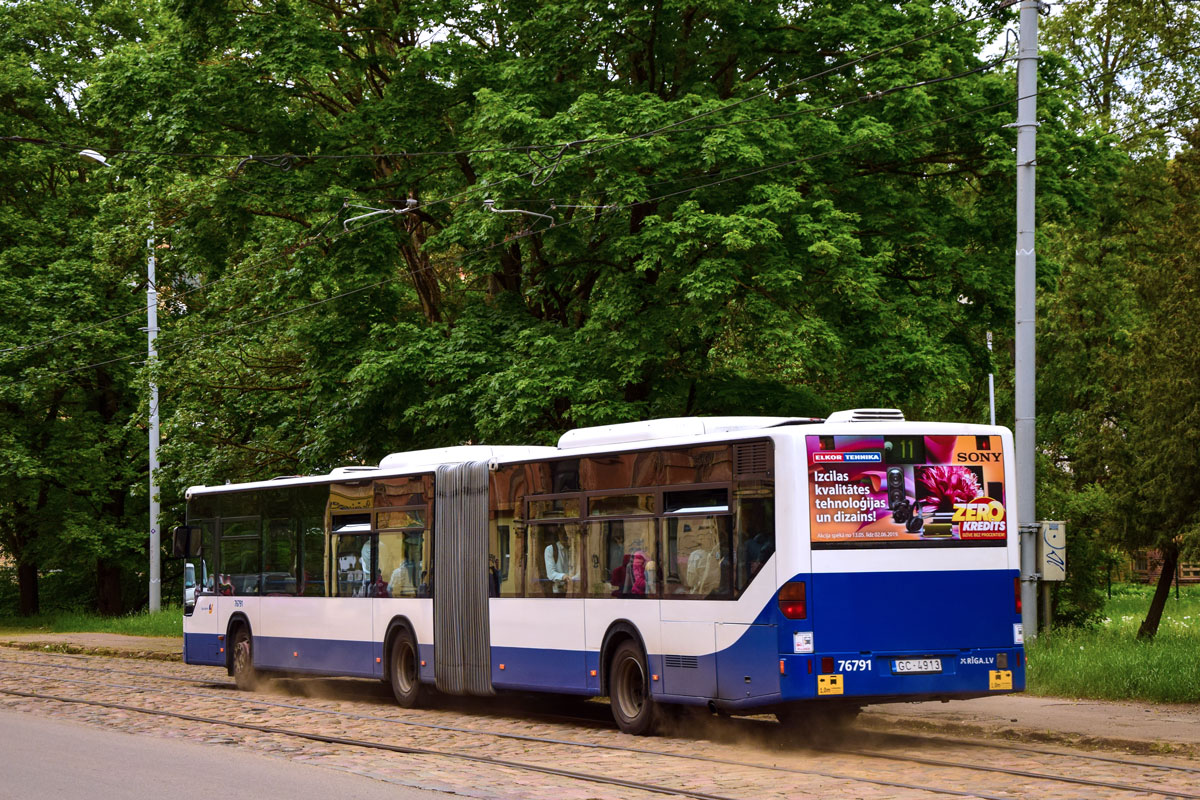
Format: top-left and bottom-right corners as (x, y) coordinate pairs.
(323, 516), (376, 676)
(580, 515), (660, 695)
(658, 512), (721, 698)
(180, 520), (223, 666)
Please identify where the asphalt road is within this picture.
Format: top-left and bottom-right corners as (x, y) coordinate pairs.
(0, 709), (449, 800)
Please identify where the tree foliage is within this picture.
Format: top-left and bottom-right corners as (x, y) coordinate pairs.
(0, 0), (1190, 621)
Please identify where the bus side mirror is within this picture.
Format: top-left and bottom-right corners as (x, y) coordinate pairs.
(171, 525), (201, 559)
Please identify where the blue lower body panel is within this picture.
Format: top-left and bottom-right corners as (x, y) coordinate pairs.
(183, 633), (224, 667)
(182, 568), (1025, 710)
(254, 635), (375, 677)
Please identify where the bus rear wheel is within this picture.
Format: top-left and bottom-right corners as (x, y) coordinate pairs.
(389, 629), (422, 708)
(231, 627), (259, 691)
(609, 641), (657, 735)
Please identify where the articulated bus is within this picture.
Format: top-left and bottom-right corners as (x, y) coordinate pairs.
(176, 408), (1024, 734)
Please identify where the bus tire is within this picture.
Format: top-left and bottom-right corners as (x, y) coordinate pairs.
(231, 626), (259, 691)
(609, 640), (657, 735)
(389, 628), (422, 708)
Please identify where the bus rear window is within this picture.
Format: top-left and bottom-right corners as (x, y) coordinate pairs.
(808, 434), (1007, 549)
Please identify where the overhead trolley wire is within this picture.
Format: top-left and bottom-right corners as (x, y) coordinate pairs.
(9, 52), (1188, 391)
(6, 37), (1195, 385)
(0, 207), (344, 360)
(0, 12), (1010, 362)
(0, 208), (615, 388)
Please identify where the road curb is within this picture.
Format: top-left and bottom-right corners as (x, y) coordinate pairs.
(860, 711), (1199, 759)
(1, 640), (182, 663)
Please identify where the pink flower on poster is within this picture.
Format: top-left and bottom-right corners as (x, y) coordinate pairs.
(917, 465), (981, 512)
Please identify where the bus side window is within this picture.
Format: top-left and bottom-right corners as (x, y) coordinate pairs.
(586, 518), (657, 598)
(735, 488), (775, 593)
(379, 530), (424, 597)
(264, 518), (298, 596)
(188, 520), (216, 595)
(299, 522), (326, 596)
(667, 516), (731, 599)
(219, 518), (261, 596)
(488, 517), (524, 597)
(334, 533), (372, 597)
(529, 523), (583, 597)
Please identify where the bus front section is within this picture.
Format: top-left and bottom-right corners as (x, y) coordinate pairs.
(775, 428), (1024, 714)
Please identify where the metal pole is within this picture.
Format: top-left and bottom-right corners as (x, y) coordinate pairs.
(148, 222), (161, 612)
(987, 330), (996, 426)
(1014, 0), (1041, 640)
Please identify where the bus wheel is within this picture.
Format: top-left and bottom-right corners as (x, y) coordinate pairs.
(610, 641), (657, 735)
(389, 629), (422, 708)
(231, 627), (258, 691)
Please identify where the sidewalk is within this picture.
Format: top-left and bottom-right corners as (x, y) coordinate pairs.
(2, 632), (1196, 756)
(861, 694), (1200, 755)
(0, 632), (182, 662)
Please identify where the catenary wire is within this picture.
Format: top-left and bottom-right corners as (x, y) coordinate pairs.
(4, 46), (1194, 386)
(0, 40), (1017, 362)
(0, 206), (344, 358)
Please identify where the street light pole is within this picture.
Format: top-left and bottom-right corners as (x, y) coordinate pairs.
(79, 149), (160, 611)
(147, 221), (160, 612)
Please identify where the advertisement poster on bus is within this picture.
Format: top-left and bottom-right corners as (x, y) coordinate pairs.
(807, 434), (1008, 548)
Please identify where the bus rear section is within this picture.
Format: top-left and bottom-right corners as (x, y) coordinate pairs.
(776, 429), (1024, 710)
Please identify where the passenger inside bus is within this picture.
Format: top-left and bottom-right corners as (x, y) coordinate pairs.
(621, 549), (655, 595)
(368, 570), (390, 597)
(488, 554), (501, 597)
(388, 558), (418, 597)
(685, 518), (725, 596)
(543, 526), (579, 594)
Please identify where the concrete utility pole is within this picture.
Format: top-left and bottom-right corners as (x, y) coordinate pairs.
(148, 223), (161, 612)
(1012, 0), (1041, 640)
(987, 330), (996, 426)
(79, 149), (161, 612)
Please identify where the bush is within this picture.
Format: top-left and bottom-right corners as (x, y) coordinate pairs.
(1027, 583), (1200, 702)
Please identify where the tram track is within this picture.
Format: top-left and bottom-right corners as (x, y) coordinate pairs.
(5, 652), (1198, 778)
(4, 653), (1196, 766)
(0, 683), (1011, 800)
(1, 650), (1198, 799)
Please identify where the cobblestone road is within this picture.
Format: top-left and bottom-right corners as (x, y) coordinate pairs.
(1, 647), (1196, 800)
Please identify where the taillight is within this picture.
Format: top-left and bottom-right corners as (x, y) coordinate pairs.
(778, 581), (807, 619)
(1015, 577), (1022, 614)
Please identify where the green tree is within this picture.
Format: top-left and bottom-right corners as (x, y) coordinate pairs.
(85, 0), (1106, 497)
(0, 1), (153, 615)
(0, 0), (1117, 616)
(1038, 155), (1170, 627)
(1037, 0), (1200, 632)
(1041, 0), (1200, 147)
(1122, 137), (1200, 639)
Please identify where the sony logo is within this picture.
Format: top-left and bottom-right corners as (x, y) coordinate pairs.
(956, 452), (1002, 463)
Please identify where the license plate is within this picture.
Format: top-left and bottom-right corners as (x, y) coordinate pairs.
(894, 657), (942, 674)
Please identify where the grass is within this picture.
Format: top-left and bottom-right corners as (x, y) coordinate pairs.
(1027, 583), (1200, 703)
(0, 609), (182, 638)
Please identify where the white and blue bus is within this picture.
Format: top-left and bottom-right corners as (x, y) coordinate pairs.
(176, 409), (1024, 734)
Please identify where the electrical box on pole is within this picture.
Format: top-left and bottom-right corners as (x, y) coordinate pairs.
(1038, 520), (1066, 581)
